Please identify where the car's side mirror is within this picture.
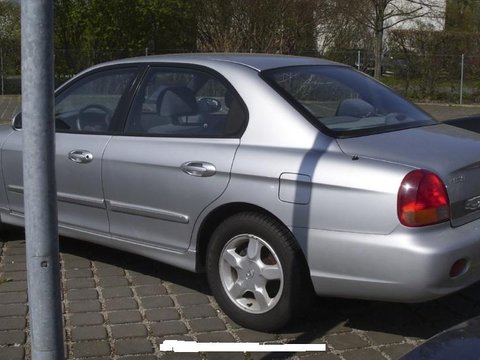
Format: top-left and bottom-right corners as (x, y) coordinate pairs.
(198, 98), (222, 113)
(12, 112), (22, 131)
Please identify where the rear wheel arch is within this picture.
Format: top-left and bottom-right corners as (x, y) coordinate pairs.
(195, 203), (312, 283)
(196, 203), (284, 269)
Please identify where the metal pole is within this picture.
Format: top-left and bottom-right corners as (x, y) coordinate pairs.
(357, 50), (361, 71)
(460, 53), (464, 105)
(21, 1), (64, 359)
(1, 48), (4, 95)
(145, 47), (148, 56)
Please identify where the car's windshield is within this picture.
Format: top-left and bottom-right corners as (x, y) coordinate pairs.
(262, 65), (436, 137)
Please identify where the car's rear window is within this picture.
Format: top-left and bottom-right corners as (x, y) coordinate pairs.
(261, 65), (436, 137)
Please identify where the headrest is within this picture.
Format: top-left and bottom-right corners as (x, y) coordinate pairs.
(157, 87), (197, 117)
(336, 98), (375, 118)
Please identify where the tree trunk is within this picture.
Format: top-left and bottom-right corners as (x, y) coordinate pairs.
(374, 27), (383, 79)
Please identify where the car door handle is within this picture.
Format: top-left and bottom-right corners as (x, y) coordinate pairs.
(68, 150), (94, 164)
(181, 161), (216, 177)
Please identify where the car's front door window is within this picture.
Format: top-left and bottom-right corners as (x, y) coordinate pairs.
(55, 68), (136, 133)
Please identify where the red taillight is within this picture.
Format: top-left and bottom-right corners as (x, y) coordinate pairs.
(398, 170), (450, 227)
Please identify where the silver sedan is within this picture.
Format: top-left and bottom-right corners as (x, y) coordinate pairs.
(2, 54), (480, 331)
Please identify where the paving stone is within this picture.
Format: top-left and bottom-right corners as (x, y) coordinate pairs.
(67, 288), (98, 300)
(65, 268), (93, 279)
(248, 351), (292, 360)
(98, 276), (129, 288)
(118, 356), (157, 360)
(115, 339), (154, 355)
(176, 293), (210, 306)
(130, 275), (161, 285)
(0, 330), (26, 345)
(196, 331), (235, 342)
(71, 325), (108, 341)
(69, 300), (102, 313)
(151, 321), (188, 337)
(144, 308), (179, 321)
(324, 320), (352, 335)
(0, 317), (26, 330)
(70, 312), (104, 326)
(0, 304), (27, 317)
(381, 343), (416, 359)
(204, 353), (245, 360)
(342, 348), (387, 360)
(0, 291), (27, 304)
(4, 247), (25, 256)
(366, 331), (407, 345)
(95, 266), (125, 276)
(166, 283), (198, 294)
(105, 298), (138, 311)
(182, 304), (217, 319)
(3, 255), (26, 263)
(0, 271), (27, 281)
(140, 295), (174, 309)
(111, 324), (148, 339)
(0, 280), (26, 292)
(73, 341), (110, 358)
(108, 310), (142, 324)
(65, 278), (96, 290)
(62, 253), (87, 261)
(135, 284), (167, 297)
(325, 333), (369, 350)
(189, 317), (226, 333)
(235, 329), (277, 342)
(161, 353), (203, 360)
(0, 346), (24, 360)
(62, 259), (91, 269)
(102, 286), (132, 298)
(1, 262), (26, 271)
(298, 353), (340, 360)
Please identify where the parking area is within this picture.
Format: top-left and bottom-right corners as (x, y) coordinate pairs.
(1, 98), (480, 360)
(2, 228), (480, 360)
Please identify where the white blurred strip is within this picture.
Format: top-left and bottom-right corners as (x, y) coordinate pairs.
(159, 340), (327, 353)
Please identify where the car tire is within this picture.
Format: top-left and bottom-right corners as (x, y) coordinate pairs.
(206, 212), (311, 331)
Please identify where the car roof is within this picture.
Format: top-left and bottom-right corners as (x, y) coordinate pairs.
(95, 53), (342, 72)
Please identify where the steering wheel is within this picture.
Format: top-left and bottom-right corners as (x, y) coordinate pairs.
(76, 104), (112, 131)
(385, 112), (409, 124)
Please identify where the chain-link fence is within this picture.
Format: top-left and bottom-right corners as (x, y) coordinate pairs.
(1, 47), (479, 104)
(324, 50), (480, 104)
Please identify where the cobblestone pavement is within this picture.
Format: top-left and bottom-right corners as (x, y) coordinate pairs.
(1, 228), (480, 360)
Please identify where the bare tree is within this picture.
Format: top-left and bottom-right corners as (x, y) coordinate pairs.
(195, 0), (319, 54)
(338, 0), (442, 78)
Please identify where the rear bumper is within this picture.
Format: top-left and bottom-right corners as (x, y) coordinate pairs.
(294, 219), (480, 302)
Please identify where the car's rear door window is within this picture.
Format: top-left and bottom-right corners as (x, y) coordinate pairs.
(125, 67), (247, 137)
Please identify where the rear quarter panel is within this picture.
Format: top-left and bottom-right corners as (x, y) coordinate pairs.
(0, 124), (14, 212)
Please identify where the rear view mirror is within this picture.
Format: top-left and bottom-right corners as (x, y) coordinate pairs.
(12, 112), (22, 130)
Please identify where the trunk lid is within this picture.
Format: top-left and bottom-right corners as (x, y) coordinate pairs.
(336, 124), (480, 226)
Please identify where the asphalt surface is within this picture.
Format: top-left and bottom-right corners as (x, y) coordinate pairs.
(1, 97), (480, 360)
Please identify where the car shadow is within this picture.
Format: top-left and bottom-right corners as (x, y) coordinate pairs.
(54, 230), (480, 342)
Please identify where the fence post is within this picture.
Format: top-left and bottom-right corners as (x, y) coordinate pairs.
(145, 47), (148, 56)
(460, 53), (464, 105)
(357, 50), (361, 71)
(21, 0), (64, 359)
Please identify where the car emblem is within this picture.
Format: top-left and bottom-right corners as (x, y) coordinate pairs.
(465, 195), (480, 211)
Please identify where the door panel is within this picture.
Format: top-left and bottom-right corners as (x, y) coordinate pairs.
(1, 131), (111, 234)
(103, 137), (239, 251)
